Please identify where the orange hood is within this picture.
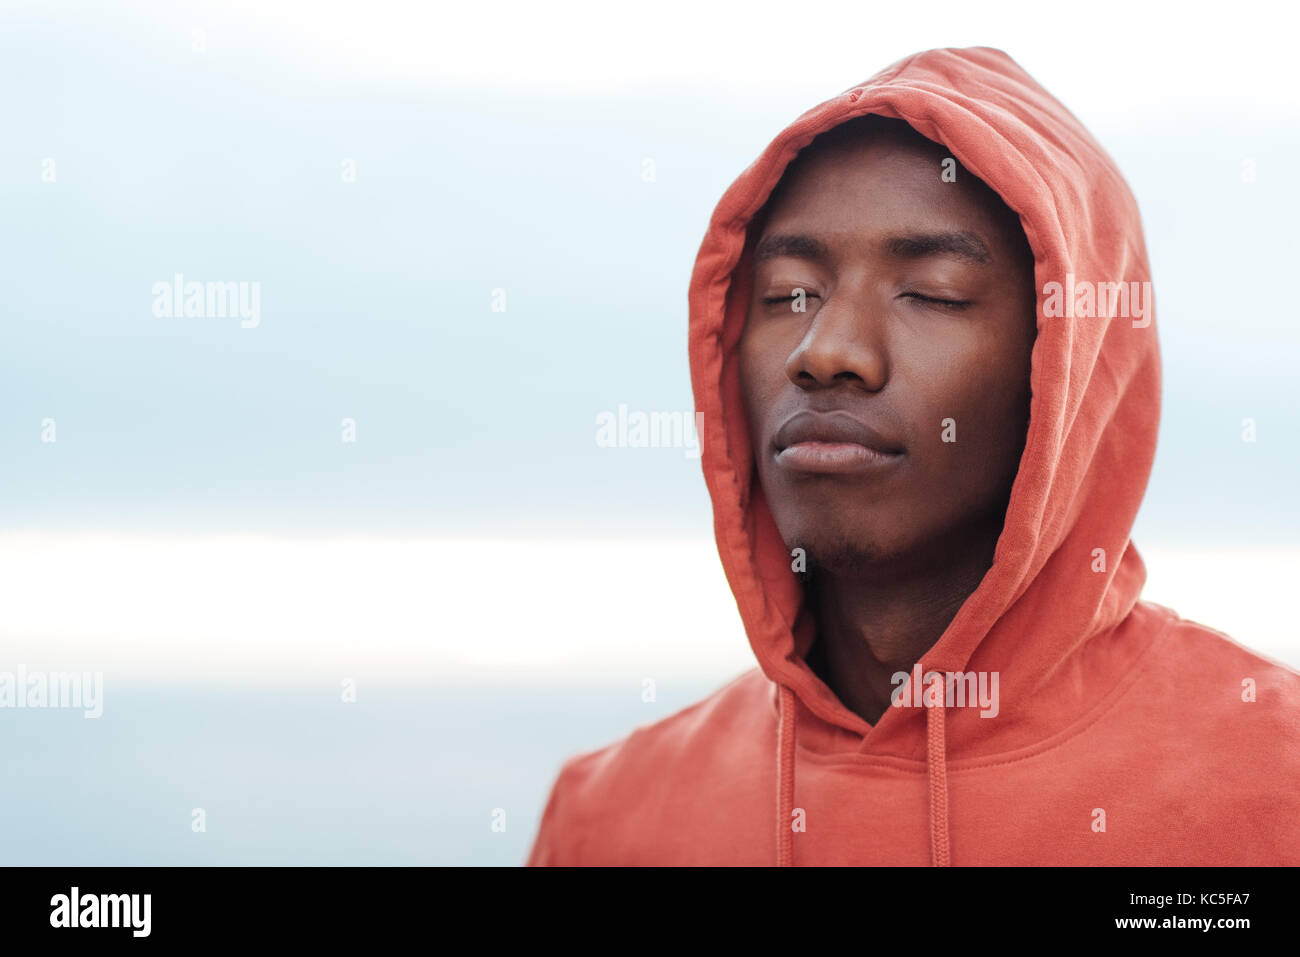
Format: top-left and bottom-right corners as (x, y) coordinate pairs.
(687, 46), (1160, 865)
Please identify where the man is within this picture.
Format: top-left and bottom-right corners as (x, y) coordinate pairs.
(527, 47), (1300, 865)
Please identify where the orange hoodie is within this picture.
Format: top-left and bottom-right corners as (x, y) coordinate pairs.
(526, 46), (1300, 866)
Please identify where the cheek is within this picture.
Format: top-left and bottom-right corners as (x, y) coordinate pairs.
(737, 327), (767, 448)
(738, 321), (788, 410)
(907, 336), (1031, 481)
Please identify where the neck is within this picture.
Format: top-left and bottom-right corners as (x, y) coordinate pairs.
(806, 515), (1002, 725)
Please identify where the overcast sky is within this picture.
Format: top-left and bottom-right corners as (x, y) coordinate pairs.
(4, 1), (1298, 546)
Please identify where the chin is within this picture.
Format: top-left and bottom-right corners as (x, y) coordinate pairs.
(780, 521), (899, 577)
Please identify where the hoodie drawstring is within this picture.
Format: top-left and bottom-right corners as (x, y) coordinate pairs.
(776, 684), (796, 866)
(775, 680), (951, 866)
(926, 695), (951, 866)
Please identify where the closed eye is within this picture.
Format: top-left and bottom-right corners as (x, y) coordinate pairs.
(901, 292), (971, 309)
(761, 293), (818, 306)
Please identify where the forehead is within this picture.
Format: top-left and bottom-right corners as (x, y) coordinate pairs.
(755, 133), (1019, 254)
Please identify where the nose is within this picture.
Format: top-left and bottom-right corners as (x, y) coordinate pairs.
(784, 291), (888, 391)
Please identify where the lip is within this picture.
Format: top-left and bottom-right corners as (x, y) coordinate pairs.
(772, 410), (904, 475)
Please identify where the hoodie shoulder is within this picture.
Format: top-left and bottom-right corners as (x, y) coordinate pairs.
(1151, 603), (1300, 703)
(525, 669), (774, 865)
(1134, 601), (1300, 737)
(1130, 606), (1300, 859)
(1131, 606), (1299, 763)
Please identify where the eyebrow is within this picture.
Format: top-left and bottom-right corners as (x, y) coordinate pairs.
(884, 230), (992, 265)
(753, 229), (992, 266)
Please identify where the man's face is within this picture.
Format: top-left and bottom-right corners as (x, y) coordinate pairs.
(738, 128), (1038, 575)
